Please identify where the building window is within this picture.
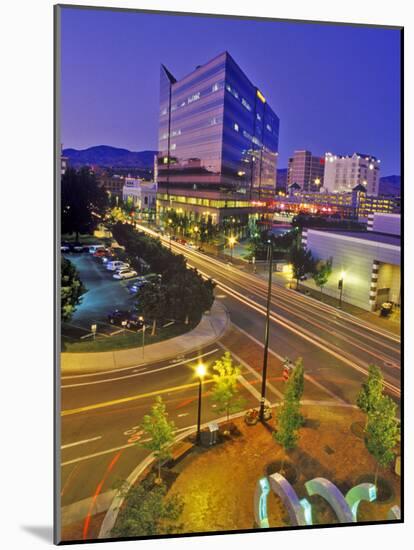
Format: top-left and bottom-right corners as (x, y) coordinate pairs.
(233, 123), (239, 132)
(266, 124), (272, 132)
(188, 92), (201, 103)
(241, 98), (251, 111)
(171, 143), (176, 150)
(256, 113), (261, 121)
(212, 83), (219, 92)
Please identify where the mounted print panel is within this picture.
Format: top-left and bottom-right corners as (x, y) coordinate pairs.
(54, 4), (403, 544)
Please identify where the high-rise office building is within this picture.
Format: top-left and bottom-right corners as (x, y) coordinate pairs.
(287, 150), (324, 192)
(158, 52), (280, 217)
(323, 152), (380, 195)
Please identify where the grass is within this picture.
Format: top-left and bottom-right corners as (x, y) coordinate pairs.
(62, 317), (200, 353)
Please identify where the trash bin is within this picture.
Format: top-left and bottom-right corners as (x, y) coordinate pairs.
(207, 422), (219, 446)
(380, 302), (393, 317)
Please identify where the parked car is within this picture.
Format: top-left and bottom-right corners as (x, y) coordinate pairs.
(106, 260), (130, 271)
(61, 242), (71, 253)
(107, 310), (143, 330)
(127, 278), (149, 293)
(177, 238), (187, 245)
(89, 244), (105, 254)
(113, 268), (138, 280)
(143, 273), (162, 284)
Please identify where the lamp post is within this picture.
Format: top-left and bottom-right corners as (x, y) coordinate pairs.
(338, 271), (345, 309)
(260, 239), (273, 420)
(195, 363), (206, 444)
(139, 316), (145, 358)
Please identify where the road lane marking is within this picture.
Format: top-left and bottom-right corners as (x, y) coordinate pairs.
(62, 348), (219, 383)
(230, 324), (347, 404)
(61, 436), (102, 449)
(238, 374), (262, 401)
(218, 342), (284, 400)
(61, 379), (215, 417)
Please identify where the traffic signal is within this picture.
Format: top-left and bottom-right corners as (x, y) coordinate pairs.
(283, 367), (290, 382)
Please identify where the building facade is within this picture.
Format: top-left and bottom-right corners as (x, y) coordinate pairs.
(157, 51), (280, 225)
(301, 214), (400, 311)
(287, 150), (324, 192)
(122, 178), (157, 211)
(324, 152), (380, 196)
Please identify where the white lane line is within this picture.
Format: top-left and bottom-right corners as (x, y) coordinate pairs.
(62, 348), (219, 389)
(62, 347), (218, 380)
(238, 374), (262, 401)
(227, 325), (346, 404)
(61, 436), (102, 450)
(218, 342), (284, 400)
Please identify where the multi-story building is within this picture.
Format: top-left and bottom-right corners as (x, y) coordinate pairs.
(157, 51), (280, 226)
(122, 177), (157, 212)
(301, 214), (400, 311)
(287, 150), (324, 192)
(98, 174), (125, 199)
(324, 152), (380, 196)
(281, 184), (399, 220)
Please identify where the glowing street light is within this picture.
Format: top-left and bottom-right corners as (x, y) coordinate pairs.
(195, 363), (207, 444)
(228, 235), (237, 263)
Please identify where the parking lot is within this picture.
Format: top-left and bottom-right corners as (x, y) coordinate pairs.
(62, 252), (138, 341)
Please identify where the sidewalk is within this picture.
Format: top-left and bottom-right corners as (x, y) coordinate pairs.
(61, 300), (229, 375)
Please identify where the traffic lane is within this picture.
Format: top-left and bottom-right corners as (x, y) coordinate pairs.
(61, 378), (261, 507)
(61, 346), (222, 411)
(188, 255), (401, 368)
(218, 292), (399, 404)
(171, 239), (400, 357)
(65, 253), (135, 325)
(212, 274), (401, 395)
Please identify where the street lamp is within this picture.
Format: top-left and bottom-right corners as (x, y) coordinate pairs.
(139, 316), (145, 358)
(338, 271), (346, 309)
(195, 363), (207, 444)
(260, 239), (273, 420)
(228, 235), (236, 263)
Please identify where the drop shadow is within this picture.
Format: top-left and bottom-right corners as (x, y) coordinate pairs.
(21, 525), (53, 543)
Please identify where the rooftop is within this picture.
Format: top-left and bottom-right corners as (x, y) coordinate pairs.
(309, 229), (400, 247)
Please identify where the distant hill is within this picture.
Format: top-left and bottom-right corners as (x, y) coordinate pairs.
(63, 145), (158, 169)
(379, 175), (401, 196)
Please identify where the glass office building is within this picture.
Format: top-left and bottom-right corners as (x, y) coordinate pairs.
(158, 52), (280, 201)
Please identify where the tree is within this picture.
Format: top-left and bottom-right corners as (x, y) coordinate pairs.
(61, 257), (86, 321)
(357, 364), (384, 414)
(61, 167), (108, 240)
(111, 476), (184, 537)
(313, 258), (332, 298)
(210, 352), (246, 424)
(139, 397), (176, 483)
(290, 358), (305, 424)
(365, 394), (399, 487)
(288, 245), (315, 290)
(274, 375), (302, 472)
(135, 282), (168, 336)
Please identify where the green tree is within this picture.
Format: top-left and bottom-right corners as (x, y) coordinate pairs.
(139, 397), (176, 483)
(111, 476), (184, 537)
(135, 282), (168, 336)
(210, 352), (246, 423)
(288, 245), (315, 290)
(357, 364), (384, 414)
(365, 395), (399, 487)
(290, 358), (305, 425)
(274, 378), (302, 473)
(61, 167), (108, 240)
(61, 257), (86, 321)
(313, 258), (333, 298)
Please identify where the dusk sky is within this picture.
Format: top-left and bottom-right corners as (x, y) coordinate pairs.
(61, 7), (401, 175)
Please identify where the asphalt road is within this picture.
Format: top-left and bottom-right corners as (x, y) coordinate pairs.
(59, 226), (401, 540)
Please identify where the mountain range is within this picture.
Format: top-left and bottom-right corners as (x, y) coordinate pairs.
(62, 145), (158, 169)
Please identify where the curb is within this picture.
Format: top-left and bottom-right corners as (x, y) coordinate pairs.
(98, 408), (248, 539)
(61, 300), (230, 376)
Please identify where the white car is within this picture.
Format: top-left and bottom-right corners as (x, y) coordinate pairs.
(106, 260), (130, 271)
(113, 268), (138, 280)
(88, 244), (105, 254)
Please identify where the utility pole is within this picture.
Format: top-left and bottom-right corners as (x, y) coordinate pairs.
(259, 239), (273, 420)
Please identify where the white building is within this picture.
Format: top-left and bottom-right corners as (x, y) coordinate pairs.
(324, 152), (380, 196)
(122, 178), (157, 211)
(301, 213), (400, 311)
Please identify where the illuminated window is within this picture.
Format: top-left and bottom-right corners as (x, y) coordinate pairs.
(242, 98), (251, 111)
(212, 83), (219, 92)
(234, 123), (239, 132)
(188, 92), (200, 103)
